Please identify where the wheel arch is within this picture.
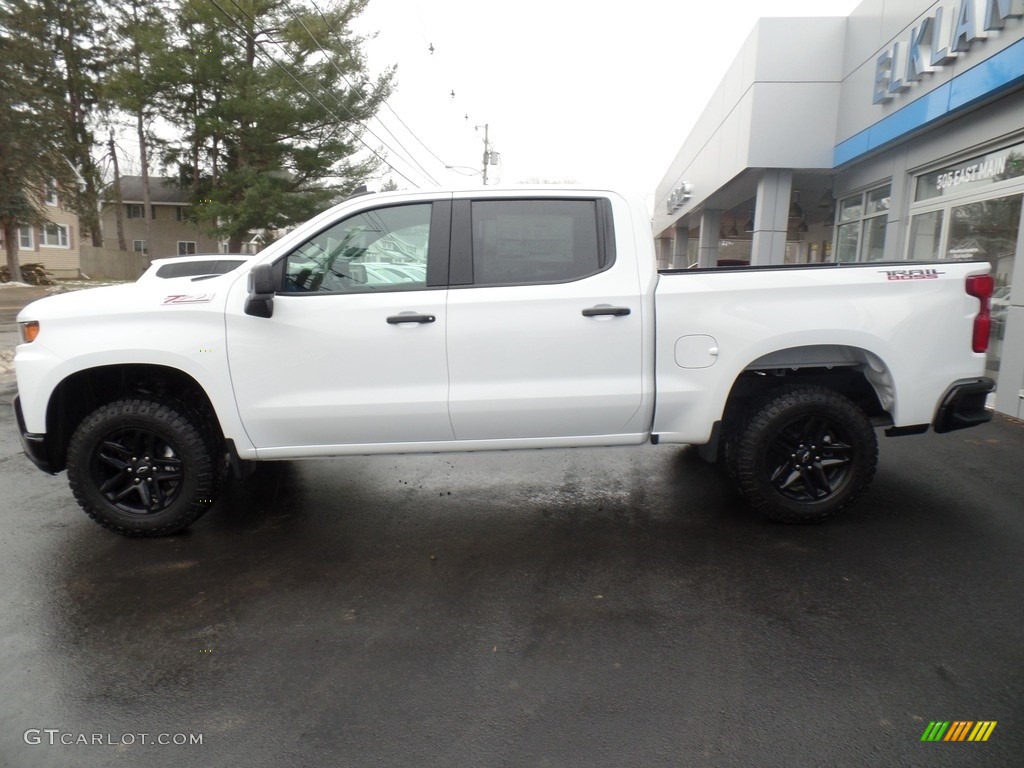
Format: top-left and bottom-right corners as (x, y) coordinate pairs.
(717, 344), (895, 448)
(45, 364), (225, 473)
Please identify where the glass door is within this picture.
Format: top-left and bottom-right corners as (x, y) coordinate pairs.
(947, 194), (1021, 379)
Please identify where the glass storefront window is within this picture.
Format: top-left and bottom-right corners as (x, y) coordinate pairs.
(915, 140), (1024, 202)
(835, 221), (859, 262)
(947, 193), (1021, 379)
(861, 214), (887, 261)
(866, 187), (890, 215)
(832, 184), (890, 262)
(911, 147), (1024, 407)
(907, 210), (944, 261)
(838, 196), (863, 222)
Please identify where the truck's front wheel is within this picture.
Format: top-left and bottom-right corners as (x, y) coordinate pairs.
(733, 385), (877, 523)
(67, 397), (220, 537)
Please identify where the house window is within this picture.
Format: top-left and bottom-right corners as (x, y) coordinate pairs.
(126, 204), (144, 219)
(177, 241), (197, 255)
(41, 223), (69, 247)
(834, 184), (891, 262)
(19, 227), (33, 250)
(133, 240), (148, 254)
(45, 180), (58, 207)
(176, 207), (186, 222)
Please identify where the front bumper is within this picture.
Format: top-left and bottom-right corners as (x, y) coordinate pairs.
(13, 395), (57, 474)
(933, 377), (995, 434)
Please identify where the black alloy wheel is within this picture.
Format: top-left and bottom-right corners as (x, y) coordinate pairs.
(91, 426), (185, 515)
(733, 385), (878, 523)
(67, 397), (220, 537)
(765, 414), (854, 503)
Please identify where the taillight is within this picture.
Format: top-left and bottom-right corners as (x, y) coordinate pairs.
(965, 274), (994, 353)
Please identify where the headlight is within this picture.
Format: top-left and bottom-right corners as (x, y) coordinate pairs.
(19, 321), (39, 343)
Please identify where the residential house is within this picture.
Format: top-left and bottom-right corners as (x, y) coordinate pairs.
(101, 176), (221, 259)
(0, 179), (82, 279)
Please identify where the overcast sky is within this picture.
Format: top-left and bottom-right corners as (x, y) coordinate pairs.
(351, 0), (862, 203)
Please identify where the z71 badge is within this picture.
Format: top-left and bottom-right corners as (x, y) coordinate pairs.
(879, 268), (943, 281)
(162, 293), (216, 305)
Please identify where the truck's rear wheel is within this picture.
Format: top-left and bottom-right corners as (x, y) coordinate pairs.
(67, 397), (220, 537)
(733, 385), (877, 523)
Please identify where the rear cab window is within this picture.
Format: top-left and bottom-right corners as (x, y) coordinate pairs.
(451, 198), (615, 287)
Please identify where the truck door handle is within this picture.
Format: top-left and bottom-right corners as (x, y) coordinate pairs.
(582, 306), (631, 317)
(387, 313), (436, 324)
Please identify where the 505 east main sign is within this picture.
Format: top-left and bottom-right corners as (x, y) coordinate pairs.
(873, 0), (1023, 104)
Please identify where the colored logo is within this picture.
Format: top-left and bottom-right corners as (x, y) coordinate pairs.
(921, 721), (997, 742)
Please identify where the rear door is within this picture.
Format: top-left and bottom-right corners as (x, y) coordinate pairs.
(444, 195), (644, 440)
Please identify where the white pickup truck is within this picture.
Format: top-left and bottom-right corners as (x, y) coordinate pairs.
(13, 187), (996, 537)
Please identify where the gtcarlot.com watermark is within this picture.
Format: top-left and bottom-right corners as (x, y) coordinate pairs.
(24, 729), (203, 746)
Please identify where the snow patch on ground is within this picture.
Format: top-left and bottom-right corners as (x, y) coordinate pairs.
(0, 349), (14, 384)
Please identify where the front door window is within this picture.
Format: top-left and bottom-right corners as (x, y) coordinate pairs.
(282, 204), (431, 293)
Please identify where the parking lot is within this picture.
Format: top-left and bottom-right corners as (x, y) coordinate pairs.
(1, 332), (1023, 767)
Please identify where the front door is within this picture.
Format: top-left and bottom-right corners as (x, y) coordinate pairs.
(226, 200), (453, 451)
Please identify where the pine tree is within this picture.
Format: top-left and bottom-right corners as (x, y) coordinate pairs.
(0, 0), (77, 281)
(105, 0), (173, 252)
(160, 0), (395, 251)
(44, 0), (108, 246)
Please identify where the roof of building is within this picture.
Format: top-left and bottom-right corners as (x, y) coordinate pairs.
(113, 176), (189, 205)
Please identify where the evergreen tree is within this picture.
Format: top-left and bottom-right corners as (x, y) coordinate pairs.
(0, 0), (77, 281)
(44, 0), (108, 246)
(105, 0), (173, 251)
(161, 0), (394, 251)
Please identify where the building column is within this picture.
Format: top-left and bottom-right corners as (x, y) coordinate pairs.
(672, 223), (690, 268)
(656, 237), (673, 269)
(750, 170), (793, 266)
(697, 209), (722, 268)
(882, 153), (908, 262)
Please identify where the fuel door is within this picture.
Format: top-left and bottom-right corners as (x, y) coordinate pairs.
(674, 334), (719, 369)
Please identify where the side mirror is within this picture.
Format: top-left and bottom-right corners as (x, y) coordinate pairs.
(245, 263), (275, 318)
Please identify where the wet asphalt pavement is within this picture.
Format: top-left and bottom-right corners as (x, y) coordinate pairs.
(2, 285), (1024, 767)
(1, 362), (1023, 767)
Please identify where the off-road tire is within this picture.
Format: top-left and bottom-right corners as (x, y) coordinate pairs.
(67, 397), (220, 537)
(733, 385), (877, 523)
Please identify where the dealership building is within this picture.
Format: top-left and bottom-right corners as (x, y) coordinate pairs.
(653, 0), (1024, 418)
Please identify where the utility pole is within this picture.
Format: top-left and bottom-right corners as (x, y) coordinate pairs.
(478, 123), (489, 185)
(474, 123), (499, 185)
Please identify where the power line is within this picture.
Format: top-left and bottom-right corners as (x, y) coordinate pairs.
(306, 0), (473, 180)
(381, 101), (469, 173)
(207, 0), (421, 188)
(218, 0), (429, 187)
(281, 2), (440, 185)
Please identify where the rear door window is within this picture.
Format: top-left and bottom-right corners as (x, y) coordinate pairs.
(469, 199), (609, 286)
